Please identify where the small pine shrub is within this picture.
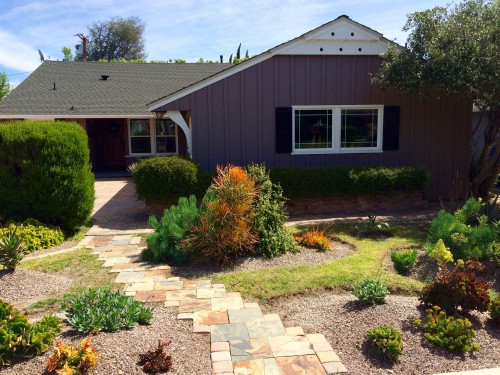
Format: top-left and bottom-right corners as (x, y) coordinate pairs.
(429, 239), (454, 267)
(366, 325), (403, 363)
(186, 165), (257, 265)
(1, 220), (64, 253)
(390, 249), (418, 274)
(0, 225), (25, 271)
(353, 278), (389, 305)
(144, 195), (199, 265)
(356, 216), (391, 238)
(294, 228), (332, 251)
(245, 164), (297, 257)
(414, 306), (480, 353)
(0, 299), (61, 366)
(138, 340), (173, 373)
(46, 336), (98, 375)
(0, 120), (94, 232)
(420, 260), (490, 314)
(62, 287), (152, 333)
(489, 297), (500, 325)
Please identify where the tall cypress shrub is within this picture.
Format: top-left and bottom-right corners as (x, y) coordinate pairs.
(0, 121), (94, 232)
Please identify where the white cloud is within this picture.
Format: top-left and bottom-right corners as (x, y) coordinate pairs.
(0, 30), (41, 72)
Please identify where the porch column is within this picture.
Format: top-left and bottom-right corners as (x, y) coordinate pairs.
(166, 110), (192, 159)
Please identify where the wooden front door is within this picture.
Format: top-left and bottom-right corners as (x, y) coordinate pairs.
(87, 119), (126, 170)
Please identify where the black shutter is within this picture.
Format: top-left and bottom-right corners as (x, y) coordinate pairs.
(383, 106), (400, 151)
(275, 107), (293, 153)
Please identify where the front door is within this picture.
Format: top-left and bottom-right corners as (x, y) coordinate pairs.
(87, 119), (126, 170)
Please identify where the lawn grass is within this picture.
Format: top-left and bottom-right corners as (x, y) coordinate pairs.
(213, 222), (428, 301)
(19, 248), (116, 311)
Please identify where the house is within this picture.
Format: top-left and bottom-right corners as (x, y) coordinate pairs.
(0, 16), (471, 199)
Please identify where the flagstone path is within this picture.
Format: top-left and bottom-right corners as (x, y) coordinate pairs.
(83, 234), (348, 375)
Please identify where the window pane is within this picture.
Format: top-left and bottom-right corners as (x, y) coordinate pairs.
(295, 109), (332, 149)
(156, 119), (176, 136)
(131, 137), (151, 153)
(341, 109), (378, 148)
(130, 120), (150, 136)
(156, 137), (176, 153)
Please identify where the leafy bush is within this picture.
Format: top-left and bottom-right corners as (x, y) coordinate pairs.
(0, 120), (94, 232)
(366, 326), (403, 363)
(138, 340), (173, 373)
(428, 198), (496, 260)
(46, 336), (98, 375)
(420, 260), (490, 314)
(186, 165), (257, 265)
(0, 225), (25, 271)
(0, 299), (61, 365)
(245, 164), (297, 257)
(1, 220), (64, 253)
(489, 296), (500, 325)
(429, 239), (454, 267)
(353, 278), (389, 305)
(414, 306), (479, 353)
(356, 216), (391, 238)
(144, 195), (199, 265)
(62, 287), (152, 333)
(131, 156), (208, 203)
(390, 249), (418, 274)
(269, 166), (429, 198)
(294, 228), (332, 251)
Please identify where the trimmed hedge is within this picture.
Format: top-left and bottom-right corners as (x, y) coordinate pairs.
(131, 156), (211, 203)
(0, 121), (94, 232)
(269, 166), (429, 198)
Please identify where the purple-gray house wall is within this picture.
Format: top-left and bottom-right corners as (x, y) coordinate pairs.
(156, 55), (471, 200)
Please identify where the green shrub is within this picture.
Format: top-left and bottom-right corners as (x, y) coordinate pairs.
(269, 166), (429, 198)
(0, 225), (25, 271)
(0, 120), (94, 232)
(414, 306), (479, 353)
(390, 249), (418, 274)
(1, 220), (64, 253)
(420, 260), (490, 314)
(427, 198), (496, 260)
(353, 278), (389, 305)
(245, 164), (297, 257)
(356, 215), (391, 238)
(366, 325), (403, 363)
(144, 195), (199, 265)
(0, 299), (61, 365)
(131, 156), (208, 203)
(489, 297), (500, 325)
(62, 287), (152, 333)
(138, 340), (173, 373)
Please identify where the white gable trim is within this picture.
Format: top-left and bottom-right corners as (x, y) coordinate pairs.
(0, 114), (155, 120)
(148, 16), (399, 111)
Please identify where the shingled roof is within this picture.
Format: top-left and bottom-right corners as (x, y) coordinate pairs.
(0, 61), (232, 117)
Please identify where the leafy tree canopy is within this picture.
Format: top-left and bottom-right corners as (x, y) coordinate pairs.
(62, 46), (73, 61)
(373, 0), (500, 198)
(86, 16), (147, 61)
(0, 72), (11, 101)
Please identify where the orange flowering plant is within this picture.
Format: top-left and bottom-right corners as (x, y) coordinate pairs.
(294, 227), (332, 251)
(46, 336), (97, 375)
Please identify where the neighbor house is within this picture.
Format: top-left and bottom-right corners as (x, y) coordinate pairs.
(0, 16), (471, 199)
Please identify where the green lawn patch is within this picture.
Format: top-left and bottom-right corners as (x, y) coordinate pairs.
(213, 223), (428, 300)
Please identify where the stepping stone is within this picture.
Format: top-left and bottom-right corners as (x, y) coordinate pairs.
(212, 360), (233, 374)
(212, 295), (244, 311)
(124, 282), (155, 292)
(228, 308), (263, 323)
(286, 326), (305, 336)
(196, 280), (212, 288)
(246, 320), (286, 339)
(154, 281), (184, 290)
(316, 351), (341, 363)
(211, 323), (249, 342)
(145, 269), (170, 277)
(197, 288), (217, 298)
(135, 290), (166, 303)
(115, 271), (145, 283)
(230, 338), (273, 359)
(233, 358), (280, 375)
(179, 298), (211, 313)
(275, 355), (327, 375)
(194, 310), (229, 326)
(183, 280), (198, 289)
(323, 361), (348, 374)
(130, 236), (141, 245)
(269, 336), (315, 357)
(211, 351), (231, 362)
(211, 342), (230, 352)
(165, 290), (196, 300)
(306, 334), (334, 353)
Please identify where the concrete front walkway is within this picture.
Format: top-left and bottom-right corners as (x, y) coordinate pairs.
(82, 234), (347, 375)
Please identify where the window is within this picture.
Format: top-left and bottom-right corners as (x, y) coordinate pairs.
(292, 105), (383, 154)
(155, 119), (177, 154)
(130, 120), (151, 154)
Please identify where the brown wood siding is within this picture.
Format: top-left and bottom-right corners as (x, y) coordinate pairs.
(158, 55), (471, 199)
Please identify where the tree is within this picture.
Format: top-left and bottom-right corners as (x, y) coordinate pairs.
(0, 72), (11, 101)
(373, 0), (500, 198)
(86, 16), (147, 61)
(61, 46), (73, 61)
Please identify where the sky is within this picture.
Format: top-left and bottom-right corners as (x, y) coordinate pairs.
(1, 0), (455, 88)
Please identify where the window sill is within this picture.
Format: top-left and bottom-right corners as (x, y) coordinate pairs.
(291, 149), (383, 155)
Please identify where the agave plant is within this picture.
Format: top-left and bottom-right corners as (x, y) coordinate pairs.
(356, 215), (391, 238)
(0, 225), (26, 271)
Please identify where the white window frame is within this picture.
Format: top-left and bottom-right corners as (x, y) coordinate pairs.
(292, 105), (384, 155)
(155, 119), (179, 155)
(128, 118), (179, 156)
